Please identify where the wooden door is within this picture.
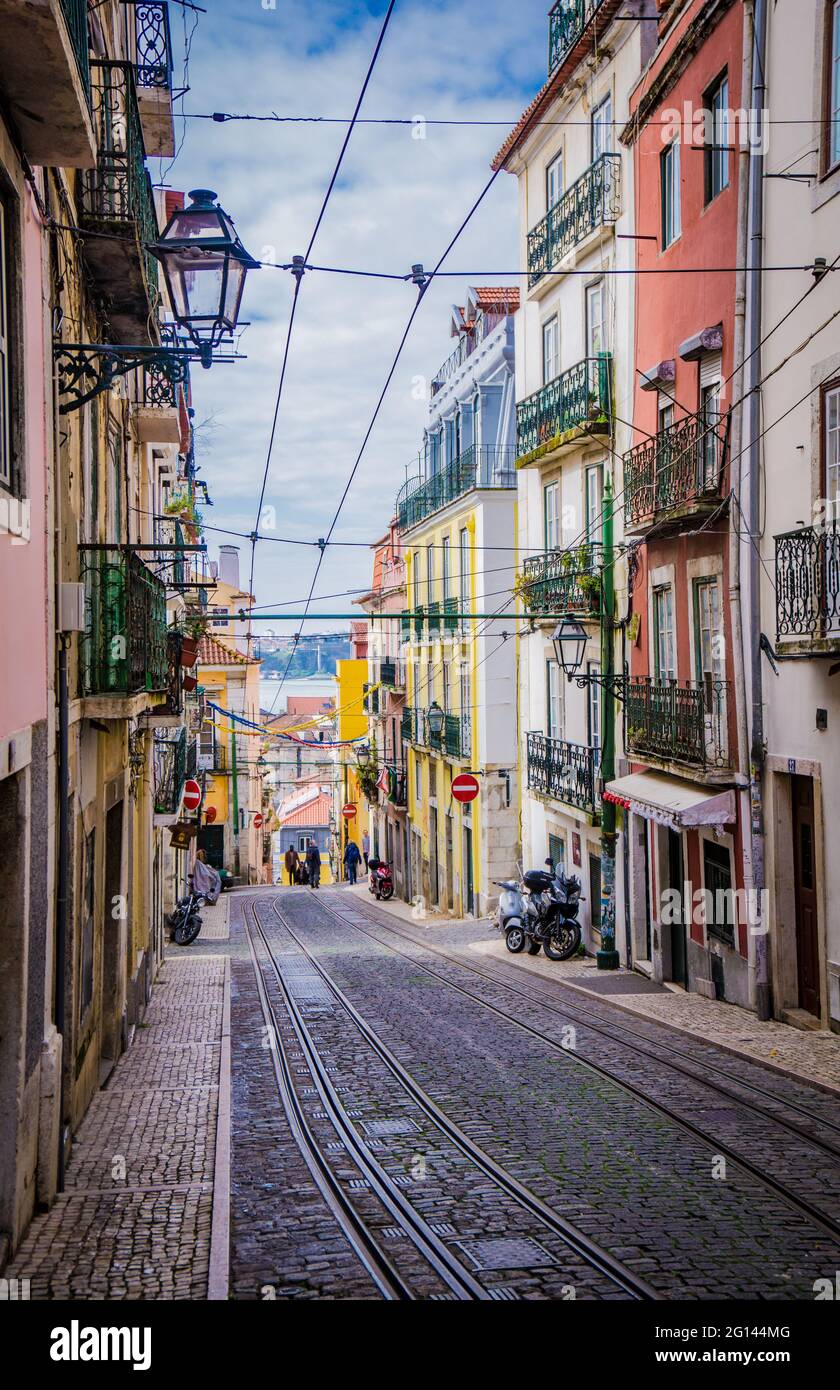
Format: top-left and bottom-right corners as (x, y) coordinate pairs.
(792, 775), (820, 1017)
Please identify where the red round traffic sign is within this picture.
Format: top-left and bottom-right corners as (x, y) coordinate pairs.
(253, 813), (264, 829)
(341, 803), (357, 820)
(182, 778), (202, 812)
(451, 773), (480, 804)
(205, 806), (217, 824)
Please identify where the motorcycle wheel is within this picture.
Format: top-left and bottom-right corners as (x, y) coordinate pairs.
(526, 939), (541, 955)
(174, 916), (202, 946)
(543, 922), (581, 961)
(379, 883), (394, 901)
(505, 925), (526, 953)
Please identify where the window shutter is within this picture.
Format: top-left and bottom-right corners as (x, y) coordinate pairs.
(700, 351), (722, 390)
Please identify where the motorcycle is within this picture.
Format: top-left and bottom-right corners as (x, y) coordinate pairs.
(494, 869), (583, 961)
(166, 891), (206, 946)
(367, 857), (394, 901)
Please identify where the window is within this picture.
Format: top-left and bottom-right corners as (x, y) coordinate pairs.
(829, 1), (840, 169)
(413, 552), (421, 610)
(654, 586), (675, 681)
(80, 829), (96, 1020)
(661, 140), (681, 248)
(0, 199), (10, 491)
(694, 578), (724, 689)
(703, 839), (735, 946)
(542, 315), (559, 385)
(210, 605), (230, 629)
(460, 664), (471, 722)
(547, 660), (564, 741)
(414, 756), (422, 805)
(704, 74), (730, 203)
(658, 396), (675, 437)
(591, 93), (612, 162)
(459, 527), (470, 622)
(825, 381), (840, 503)
(442, 661), (450, 713)
(585, 464), (603, 543)
(426, 545), (434, 605)
(453, 409), (461, 461)
(587, 663), (601, 756)
(546, 152), (563, 210)
(472, 391), (481, 447)
(585, 280), (606, 359)
(700, 382), (721, 487)
(107, 427), (123, 543)
(548, 833), (566, 876)
(441, 535), (450, 598)
(544, 480), (560, 550)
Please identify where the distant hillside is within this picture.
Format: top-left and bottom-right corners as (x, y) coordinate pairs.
(259, 635), (351, 678)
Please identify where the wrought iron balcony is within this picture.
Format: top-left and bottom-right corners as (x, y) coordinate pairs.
(624, 409), (727, 532)
(0, 0), (95, 166)
(775, 523), (840, 652)
(129, 1), (176, 156)
(80, 61), (160, 341)
(516, 355), (611, 459)
(60, 0), (92, 97)
(401, 707), (413, 743)
(154, 727), (186, 814)
(364, 682), (380, 716)
(443, 597), (460, 633)
(79, 545), (168, 697)
(520, 544), (603, 619)
(625, 676), (732, 772)
(528, 154), (621, 287)
(397, 446), (516, 531)
(527, 733), (600, 815)
(549, 0), (607, 73)
(444, 713), (462, 758)
(380, 658), (397, 686)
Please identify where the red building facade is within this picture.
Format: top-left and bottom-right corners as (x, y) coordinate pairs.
(612, 0), (754, 1006)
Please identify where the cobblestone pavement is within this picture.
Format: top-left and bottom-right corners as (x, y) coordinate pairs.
(343, 883), (840, 1094)
(5, 953), (225, 1299)
(250, 888), (840, 1300)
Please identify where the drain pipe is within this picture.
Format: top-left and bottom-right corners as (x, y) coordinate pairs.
(745, 0), (770, 1020)
(729, 2), (757, 1001)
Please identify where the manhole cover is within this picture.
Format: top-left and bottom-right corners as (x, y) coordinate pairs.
(360, 1117), (421, 1138)
(453, 1236), (558, 1271)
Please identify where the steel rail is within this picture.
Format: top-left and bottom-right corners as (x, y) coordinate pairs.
(246, 901), (487, 1301)
(310, 891), (840, 1248)
(269, 896), (658, 1300)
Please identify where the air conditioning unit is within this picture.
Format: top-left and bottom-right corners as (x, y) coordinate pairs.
(58, 582), (85, 632)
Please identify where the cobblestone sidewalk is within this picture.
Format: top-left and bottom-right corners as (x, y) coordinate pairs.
(6, 953), (229, 1299)
(350, 886), (840, 1096)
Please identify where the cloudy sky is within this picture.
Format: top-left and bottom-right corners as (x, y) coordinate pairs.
(153, 0), (549, 629)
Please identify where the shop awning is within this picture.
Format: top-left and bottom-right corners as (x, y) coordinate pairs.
(603, 771), (736, 831)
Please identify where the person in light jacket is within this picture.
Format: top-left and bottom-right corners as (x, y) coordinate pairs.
(306, 839), (321, 889)
(192, 849), (221, 904)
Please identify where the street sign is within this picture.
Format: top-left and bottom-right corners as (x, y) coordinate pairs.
(182, 778), (202, 812)
(205, 806), (217, 824)
(451, 773), (480, 804)
(341, 803), (357, 820)
(169, 822), (198, 850)
(253, 813), (264, 829)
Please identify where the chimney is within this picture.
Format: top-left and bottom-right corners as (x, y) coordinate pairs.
(218, 544), (240, 590)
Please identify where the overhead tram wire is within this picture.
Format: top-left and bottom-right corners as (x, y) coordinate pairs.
(183, 110), (829, 131)
(267, 163), (505, 714)
(245, 0), (398, 675)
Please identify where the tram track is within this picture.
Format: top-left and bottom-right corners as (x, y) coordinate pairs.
(307, 889), (840, 1247)
(248, 896), (658, 1301)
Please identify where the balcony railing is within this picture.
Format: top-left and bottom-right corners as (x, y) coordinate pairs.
(401, 707), (413, 743)
(79, 545), (168, 696)
(521, 544), (603, 618)
(430, 308), (512, 396)
(625, 677), (732, 771)
(128, 1), (173, 88)
(527, 732), (600, 815)
(549, 0), (607, 73)
(380, 658), (397, 686)
(142, 362), (178, 409)
(386, 764), (407, 806)
(427, 600), (441, 636)
(364, 682), (380, 716)
(397, 446), (516, 531)
(624, 409), (727, 531)
(444, 713), (462, 758)
(528, 153), (621, 287)
(60, 0), (92, 98)
(775, 523), (840, 646)
(516, 355), (611, 459)
(154, 727), (186, 814)
(81, 61), (159, 312)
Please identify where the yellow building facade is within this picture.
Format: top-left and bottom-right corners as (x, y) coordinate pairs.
(335, 657), (370, 873)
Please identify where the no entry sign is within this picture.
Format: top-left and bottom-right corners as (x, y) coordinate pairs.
(182, 778), (202, 813)
(342, 803), (357, 820)
(253, 813), (264, 829)
(451, 773), (480, 804)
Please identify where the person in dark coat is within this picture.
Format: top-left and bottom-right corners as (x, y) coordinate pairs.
(306, 839), (321, 889)
(343, 838), (362, 885)
(284, 844), (299, 886)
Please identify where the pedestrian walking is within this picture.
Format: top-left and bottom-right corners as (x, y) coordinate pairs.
(306, 839), (321, 889)
(284, 843), (300, 887)
(343, 838), (362, 886)
(362, 830), (370, 872)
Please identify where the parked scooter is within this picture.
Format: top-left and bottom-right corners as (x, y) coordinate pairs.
(167, 892), (205, 946)
(494, 868), (583, 960)
(367, 857), (395, 901)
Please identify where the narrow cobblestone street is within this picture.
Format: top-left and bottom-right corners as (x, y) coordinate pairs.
(11, 887), (840, 1303)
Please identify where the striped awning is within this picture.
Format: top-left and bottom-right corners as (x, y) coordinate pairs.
(604, 771), (735, 831)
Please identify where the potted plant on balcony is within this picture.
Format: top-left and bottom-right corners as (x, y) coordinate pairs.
(164, 492), (202, 544)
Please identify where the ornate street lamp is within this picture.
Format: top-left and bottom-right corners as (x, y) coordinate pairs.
(552, 617), (587, 682)
(356, 742), (371, 768)
(426, 701), (445, 739)
(149, 189), (260, 366)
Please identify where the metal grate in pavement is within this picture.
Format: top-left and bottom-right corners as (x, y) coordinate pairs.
(453, 1236), (558, 1271)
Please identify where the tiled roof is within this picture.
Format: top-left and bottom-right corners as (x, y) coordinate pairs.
(196, 635), (256, 667)
(472, 287), (521, 310)
(277, 791), (332, 829)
